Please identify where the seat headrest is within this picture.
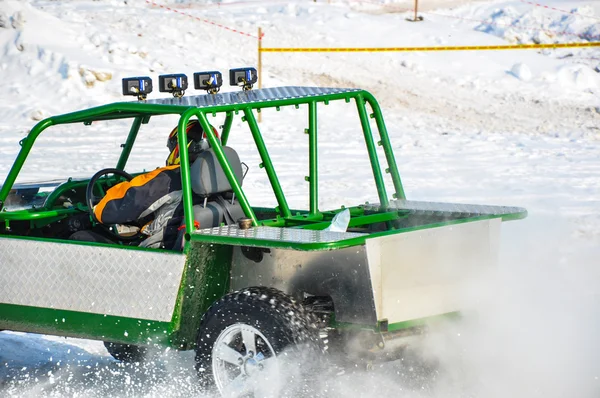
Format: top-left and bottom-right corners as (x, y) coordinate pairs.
(190, 147), (243, 197)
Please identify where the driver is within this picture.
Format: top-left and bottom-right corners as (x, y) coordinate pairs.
(75, 120), (217, 249)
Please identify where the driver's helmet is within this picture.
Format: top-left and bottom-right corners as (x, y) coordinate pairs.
(166, 120), (219, 166)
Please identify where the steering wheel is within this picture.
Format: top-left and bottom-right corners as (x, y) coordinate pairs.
(86, 168), (143, 241)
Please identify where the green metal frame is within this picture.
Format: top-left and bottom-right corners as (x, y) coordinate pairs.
(332, 311), (461, 333)
(0, 302), (172, 345)
(116, 116), (144, 170)
(220, 111), (234, 146)
(0, 87), (527, 346)
(308, 101), (318, 214)
(0, 89), (411, 345)
(190, 212), (519, 251)
(0, 90), (407, 237)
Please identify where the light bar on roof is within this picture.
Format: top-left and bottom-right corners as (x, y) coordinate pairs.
(229, 67), (257, 91)
(194, 71), (223, 94)
(158, 73), (188, 98)
(122, 76), (153, 100)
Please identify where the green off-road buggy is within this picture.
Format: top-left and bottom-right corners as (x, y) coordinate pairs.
(0, 70), (526, 396)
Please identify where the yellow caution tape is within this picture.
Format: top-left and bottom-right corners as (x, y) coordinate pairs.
(261, 42), (600, 52)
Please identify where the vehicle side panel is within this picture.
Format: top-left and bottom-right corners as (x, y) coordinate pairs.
(169, 241), (232, 349)
(0, 237), (185, 334)
(230, 245), (378, 325)
(365, 218), (501, 323)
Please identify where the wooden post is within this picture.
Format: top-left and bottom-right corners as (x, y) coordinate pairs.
(406, 0), (423, 22)
(258, 27), (262, 123)
(414, 0), (418, 22)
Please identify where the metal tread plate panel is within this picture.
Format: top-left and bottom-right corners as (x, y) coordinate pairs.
(145, 86), (360, 108)
(366, 199), (526, 217)
(195, 225), (365, 244)
(0, 237), (186, 322)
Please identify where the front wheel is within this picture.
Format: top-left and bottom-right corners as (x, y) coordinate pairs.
(195, 287), (321, 397)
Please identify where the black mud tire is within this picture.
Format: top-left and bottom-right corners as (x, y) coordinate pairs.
(104, 341), (147, 363)
(195, 287), (322, 396)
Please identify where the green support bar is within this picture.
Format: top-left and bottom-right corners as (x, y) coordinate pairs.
(116, 116), (144, 171)
(176, 109), (196, 236)
(355, 95), (389, 208)
(50, 102), (193, 124)
(243, 108), (292, 218)
(363, 93), (406, 200)
(220, 111), (234, 146)
(196, 110), (259, 226)
(308, 101), (318, 215)
(0, 118), (54, 210)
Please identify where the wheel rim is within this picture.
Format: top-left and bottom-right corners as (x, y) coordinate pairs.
(212, 323), (279, 397)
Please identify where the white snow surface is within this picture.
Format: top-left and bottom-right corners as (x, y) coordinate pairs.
(0, 0), (599, 397)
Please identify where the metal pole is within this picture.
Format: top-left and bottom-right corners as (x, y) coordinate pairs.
(176, 110), (195, 235)
(116, 116), (144, 170)
(355, 95), (389, 208)
(196, 111), (258, 226)
(220, 111), (234, 146)
(258, 27), (262, 123)
(363, 93), (406, 200)
(0, 118), (54, 210)
(243, 108), (292, 218)
(308, 101), (318, 214)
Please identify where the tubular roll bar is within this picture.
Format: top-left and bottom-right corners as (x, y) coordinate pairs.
(308, 101), (318, 215)
(0, 91), (406, 235)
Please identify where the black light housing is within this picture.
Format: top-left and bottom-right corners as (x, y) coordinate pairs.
(122, 76), (153, 100)
(194, 71), (223, 94)
(229, 67), (257, 91)
(158, 73), (188, 98)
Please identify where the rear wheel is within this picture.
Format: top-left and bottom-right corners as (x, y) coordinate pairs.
(195, 287), (321, 397)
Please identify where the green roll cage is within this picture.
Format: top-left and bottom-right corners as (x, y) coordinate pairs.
(0, 88), (406, 244)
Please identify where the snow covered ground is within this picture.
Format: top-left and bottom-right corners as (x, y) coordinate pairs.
(0, 0), (599, 396)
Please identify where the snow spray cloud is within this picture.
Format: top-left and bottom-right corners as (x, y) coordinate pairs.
(285, 214), (600, 398)
(431, 214), (600, 398)
(0, 339), (207, 398)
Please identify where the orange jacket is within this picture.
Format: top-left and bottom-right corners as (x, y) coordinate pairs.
(94, 165), (182, 225)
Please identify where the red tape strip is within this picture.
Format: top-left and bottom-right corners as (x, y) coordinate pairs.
(519, 0), (600, 21)
(145, 0), (260, 39)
